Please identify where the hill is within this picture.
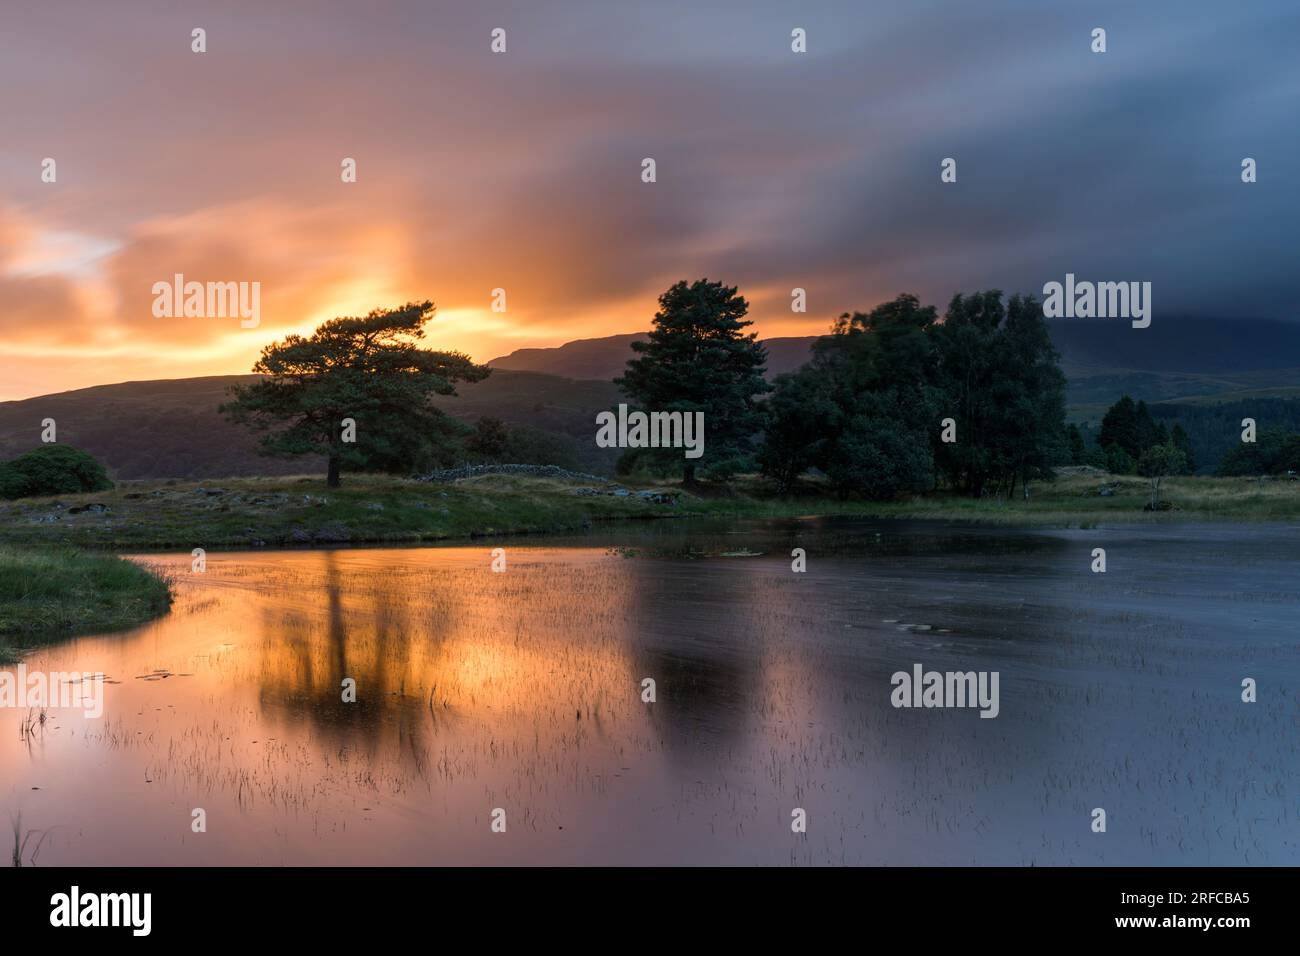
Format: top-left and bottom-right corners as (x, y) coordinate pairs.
(6, 316), (1300, 482)
(0, 371), (622, 480)
(490, 334), (821, 381)
(494, 319), (1300, 412)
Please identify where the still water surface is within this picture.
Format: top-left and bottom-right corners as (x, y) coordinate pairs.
(3, 518), (1297, 865)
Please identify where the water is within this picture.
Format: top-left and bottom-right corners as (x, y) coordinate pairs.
(3, 518), (1298, 865)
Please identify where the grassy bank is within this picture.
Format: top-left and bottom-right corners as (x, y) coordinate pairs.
(0, 549), (173, 663)
(0, 468), (1296, 555)
(730, 470), (1300, 526)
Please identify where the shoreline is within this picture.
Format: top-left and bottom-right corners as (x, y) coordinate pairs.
(1, 471), (1298, 554)
(0, 548), (173, 664)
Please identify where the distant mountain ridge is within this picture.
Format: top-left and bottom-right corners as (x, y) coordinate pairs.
(0, 370), (623, 480)
(489, 334), (822, 382)
(491, 317), (1300, 417)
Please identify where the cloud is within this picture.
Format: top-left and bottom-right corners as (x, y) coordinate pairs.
(1, 0), (1298, 399)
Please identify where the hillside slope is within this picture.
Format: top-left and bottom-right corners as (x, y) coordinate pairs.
(6, 316), (1299, 481)
(490, 334), (821, 382)
(492, 319), (1300, 409)
(0, 371), (622, 480)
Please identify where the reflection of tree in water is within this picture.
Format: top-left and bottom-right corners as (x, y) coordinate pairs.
(620, 557), (775, 758)
(254, 551), (438, 763)
(250, 551), (650, 778)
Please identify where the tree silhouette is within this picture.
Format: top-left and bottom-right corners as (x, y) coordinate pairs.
(221, 301), (488, 486)
(616, 279), (769, 483)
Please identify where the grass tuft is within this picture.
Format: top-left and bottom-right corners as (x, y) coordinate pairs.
(0, 548), (172, 661)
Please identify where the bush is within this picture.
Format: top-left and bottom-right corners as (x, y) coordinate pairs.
(0, 446), (114, 499)
(500, 424), (581, 470)
(1216, 427), (1300, 477)
(1103, 443), (1135, 475)
(824, 416), (933, 500)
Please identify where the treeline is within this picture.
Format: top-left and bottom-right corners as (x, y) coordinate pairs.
(617, 280), (1067, 498)
(1069, 395), (1300, 477)
(1151, 398), (1300, 475)
(1063, 396), (1196, 476)
(1217, 426), (1300, 476)
(211, 287), (1299, 493)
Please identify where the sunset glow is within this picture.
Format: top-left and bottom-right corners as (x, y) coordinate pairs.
(6, 3), (1292, 401)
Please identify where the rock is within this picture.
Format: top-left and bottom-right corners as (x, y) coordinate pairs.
(416, 463), (611, 484)
(288, 528), (313, 544)
(364, 502), (384, 511)
(68, 503), (110, 514)
(635, 490), (677, 505)
(312, 522), (351, 543)
(571, 486), (677, 504)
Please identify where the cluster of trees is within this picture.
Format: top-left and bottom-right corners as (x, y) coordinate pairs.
(215, 284), (1296, 497)
(220, 284), (1069, 496)
(759, 291), (1066, 498)
(1101, 396), (1189, 471)
(1068, 395), (1300, 480)
(615, 282), (1068, 499)
(1151, 398), (1300, 475)
(1072, 395), (1196, 478)
(1218, 428), (1300, 477)
(0, 445), (113, 499)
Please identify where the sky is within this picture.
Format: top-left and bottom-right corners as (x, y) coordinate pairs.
(1, 0), (1297, 400)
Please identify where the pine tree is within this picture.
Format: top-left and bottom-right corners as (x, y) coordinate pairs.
(1066, 423), (1087, 465)
(221, 301), (488, 487)
(1170, 423), (1196, 474)
(1099, 395), (1141, 460)
(616, 279), (770, 483)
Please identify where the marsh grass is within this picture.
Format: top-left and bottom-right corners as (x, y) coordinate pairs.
(698, 471), (1300, 525)
(0, 548), (172, 661)
(0, 469), (1295, 554)
(8, 812), (53, 867)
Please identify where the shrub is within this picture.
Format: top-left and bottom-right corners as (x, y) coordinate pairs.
(824, 416), (933, 500)
(0, 446), (114, 499)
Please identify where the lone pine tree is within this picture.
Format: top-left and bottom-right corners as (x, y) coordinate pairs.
(221, 301), (489, 487)
(616, 279), (770, 483)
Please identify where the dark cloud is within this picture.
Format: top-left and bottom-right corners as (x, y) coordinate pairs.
(1, 0), (1296, 398)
